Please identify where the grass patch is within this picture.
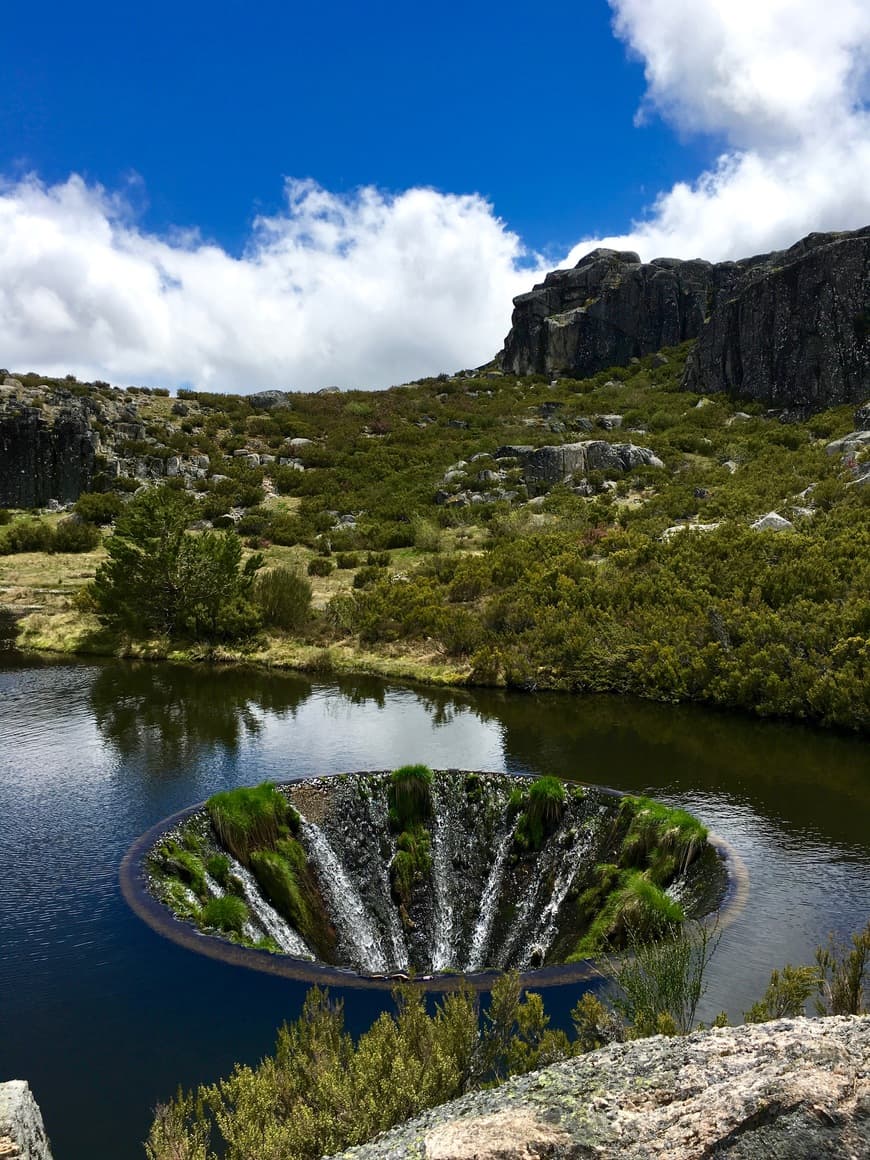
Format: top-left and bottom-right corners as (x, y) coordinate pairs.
(388, 764), (434, 829)
(618, 795), (708, 881)
(390, 824), (432, 905)
(201, 894), (248, 935)
(206, 782), (294, 864)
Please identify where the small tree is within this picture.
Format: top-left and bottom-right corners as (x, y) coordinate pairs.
(91, 486), (261, 640)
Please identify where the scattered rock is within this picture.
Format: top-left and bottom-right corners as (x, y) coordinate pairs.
(825, 430), (870, 456)
(662, 522), (721, 540)
(855, 401), (870, 428)
(751, 511), (795, 532)
(596, 414), (623, 429)
(248, 390), (294, 410)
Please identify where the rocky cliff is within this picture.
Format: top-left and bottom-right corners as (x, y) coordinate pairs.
(328, 1016), (869, 1160)
(0, 383), (98, 508)
(500, 227), (870, 412)
(683, 228), (870, 411)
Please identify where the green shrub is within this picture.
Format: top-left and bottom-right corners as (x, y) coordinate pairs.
(0, 509), (12, 526)
(307, 557), (334, 577)
(352, 565), (386, 589)
(335, 552), (360, 569)
(53, 518), (101, 553)
(206, 782), (290, 863)
(201, 894), (248, 935)
(252, 567), (312, 630)
(74, 491), (124, 525)
(0, 519), (55, 554)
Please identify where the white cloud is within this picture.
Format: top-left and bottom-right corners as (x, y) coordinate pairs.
(0, 175), (540, 392)
(2, 1), (869, 390)
(565, 0), (870, 263)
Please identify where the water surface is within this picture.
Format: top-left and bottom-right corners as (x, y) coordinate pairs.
(0, 654), (868, 1159)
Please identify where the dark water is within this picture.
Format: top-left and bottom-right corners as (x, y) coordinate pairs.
(0, 653), (868, 1160)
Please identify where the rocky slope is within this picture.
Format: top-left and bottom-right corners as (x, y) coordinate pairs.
(500, 227), (870, 412)
(328, 1016), (870, 1160)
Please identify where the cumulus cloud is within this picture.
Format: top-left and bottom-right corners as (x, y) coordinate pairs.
(2, 0), (870, 391)
(566, 0), (870, 263)
(0, 175), (540, 392)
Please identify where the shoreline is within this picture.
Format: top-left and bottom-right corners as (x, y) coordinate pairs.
(7, 607), (869, 737)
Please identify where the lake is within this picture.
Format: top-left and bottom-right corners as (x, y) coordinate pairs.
(1, 650), (868, 1158)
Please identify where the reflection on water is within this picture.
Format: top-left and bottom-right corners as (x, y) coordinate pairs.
(89, 662), (313, 768)
(0, 655), (868, 1160)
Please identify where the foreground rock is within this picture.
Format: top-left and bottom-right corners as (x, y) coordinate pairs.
(500, 226), (870, 413)
(0, 1081), (53, 1159)
(328, 1016), (870, 1160)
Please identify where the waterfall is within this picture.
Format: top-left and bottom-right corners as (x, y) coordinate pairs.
(226, 856), (315, 959)
(300, 820), (390, 973)
(467, 813), (519, 972)
(148, 773), (724, 980)
(429, 777), (461, 971)
(361, 785), (409, 971)
(524, 820), (597, 964)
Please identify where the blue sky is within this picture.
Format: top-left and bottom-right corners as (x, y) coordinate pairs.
(1, 0), (869, 391)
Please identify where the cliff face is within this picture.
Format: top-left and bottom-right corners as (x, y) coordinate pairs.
(328, 1016), (870, 1160)
(0, 398), (97, 508)
(500, 227), (870, 411)
(683, 229), (870, 410)
(501, 248), (744, 379)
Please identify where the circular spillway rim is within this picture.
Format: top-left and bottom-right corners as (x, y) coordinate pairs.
(120, 771), (746, 992)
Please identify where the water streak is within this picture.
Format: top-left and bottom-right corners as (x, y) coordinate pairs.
(300, 820), (389, 973)
(226, 856), (315, 959)
(467, 813), (519, 971)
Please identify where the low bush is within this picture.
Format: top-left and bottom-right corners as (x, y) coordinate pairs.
(74, 491), (124, 525)
(252, 567), (312, 630)
(307, 557), (334, 577)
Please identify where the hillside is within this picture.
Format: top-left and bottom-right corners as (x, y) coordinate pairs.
(2, 342), (868, 730)
(2, 224), (869, 731)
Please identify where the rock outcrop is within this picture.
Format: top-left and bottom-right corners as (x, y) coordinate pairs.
(501, 247), (743, 380)
(0, 1081), (53, 1160)
(500, 227), (870, 412)
(684, 228), (870, 411)
(328, 1016), (870, 1160)
(0, 395), (97, 508)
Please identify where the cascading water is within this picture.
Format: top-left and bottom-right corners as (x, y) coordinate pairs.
(226, 856), (315, 959)
(144, 771), (728, 978)
(299, 820), (390, 973)
(467, 812), (519, 971)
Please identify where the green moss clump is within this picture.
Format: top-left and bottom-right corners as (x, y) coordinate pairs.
(201, 894), (248, 935)
(514, 776), (567, 851)
(206, 782), (294, 863)
(249, 837), (317, 943)
(390, 825), (432, 903)
(570, 866), (685, 959)
(618, 796), (708, 881)
(206, 854), (230, 885)
(388, 764), (433, 829)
